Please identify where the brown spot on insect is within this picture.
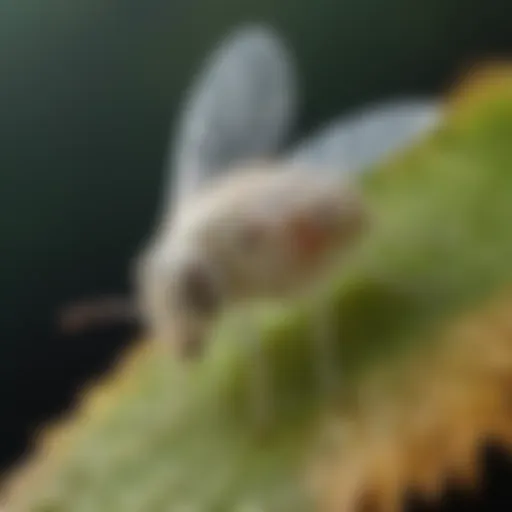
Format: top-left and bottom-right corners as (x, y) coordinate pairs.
(287, 213), (333, 266)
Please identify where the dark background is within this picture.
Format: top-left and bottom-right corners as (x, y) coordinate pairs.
(1, 0), (512, 509)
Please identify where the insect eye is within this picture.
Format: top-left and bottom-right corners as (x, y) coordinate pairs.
(179, 263), (221, 316)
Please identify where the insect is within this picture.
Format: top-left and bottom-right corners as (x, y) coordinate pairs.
(136, 162), (367, 361)
(58, 24), (442, 427)
(132, 25), (442, 427)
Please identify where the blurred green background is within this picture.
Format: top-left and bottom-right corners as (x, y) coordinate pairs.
(0, 0), (511, 473)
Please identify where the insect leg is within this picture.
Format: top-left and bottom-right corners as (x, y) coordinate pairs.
(311, 298), (340, 402)
(243, 310), (274, 431)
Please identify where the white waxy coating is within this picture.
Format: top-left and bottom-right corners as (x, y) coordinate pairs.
(136, 162), (367, 356)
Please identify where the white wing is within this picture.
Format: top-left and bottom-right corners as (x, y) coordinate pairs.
(287, 98), (442, 174)
(161, 24), (298, 217)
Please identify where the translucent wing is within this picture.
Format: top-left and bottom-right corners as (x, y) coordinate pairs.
(287, 98), (442, 174)
(161, 24), (298, 216)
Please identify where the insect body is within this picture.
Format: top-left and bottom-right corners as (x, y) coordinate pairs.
(136, 164), (367, 359)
